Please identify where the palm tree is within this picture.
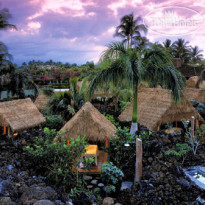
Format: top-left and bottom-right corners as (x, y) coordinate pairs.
(69, 77), (86, 110)
(45, 92), (74, 120)
(88, 42), (185, 135)
(0, 8), (17, 30)
(163, 39), (172, 49)
(114, 13), (147, 48)
(133, 36), (151, 50)
(189, 46), (204, 64)
(172, 38), (190, 64)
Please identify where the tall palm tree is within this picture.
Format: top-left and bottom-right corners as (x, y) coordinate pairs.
(88, 42), (185, 135)
(114, 13), (147, 48)
(172, 38), (190, 64)
(163, 39), (172, 49)
(189, 46), (204, 64)
(0, 8), (17, 30)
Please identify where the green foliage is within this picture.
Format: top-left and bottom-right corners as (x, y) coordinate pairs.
(25, 127), (87, 188)
(182, 119), (200, 155)
(137, 130), (152, 145)
(44, 91), (73, 120)
(101, 162), (124, 185)
(108, 127), (136, 179)
(104, 185), (116, 194)
(43, 115), (64, 130)
(104, 114), (119, 127)
(69, 77), (85, 110)
(120, 101), (130, 112)
(165, 143), (192, 164)
(101, 162), (123, 195)
(41, 88), (54, 96)
(82, 157), (95, 172)
(197, 124), (205, 144)
(69, 185), (102, 204)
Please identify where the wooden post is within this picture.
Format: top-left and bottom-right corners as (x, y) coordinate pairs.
(195, 119), (199, 129)
(7, 126), (12, 138)
(134, 138), (142, 184)
(191, 116), (195, 138)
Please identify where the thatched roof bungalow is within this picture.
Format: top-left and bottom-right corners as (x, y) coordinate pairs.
(34, 93), (50, 111)
(184, 88), (205, 104)
(56, 102), (116, 143)
(186, 76), (205, 88)
(119, 88), (203, 131)
(0, 98), (45, 133)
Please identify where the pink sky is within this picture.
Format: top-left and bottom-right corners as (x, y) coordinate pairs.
(0, 0), (205, 65)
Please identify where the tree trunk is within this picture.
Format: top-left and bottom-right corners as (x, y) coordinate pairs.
(130, 34), (133, 48)
(130, 83), (138, 137)
(127, 36), (130, 49)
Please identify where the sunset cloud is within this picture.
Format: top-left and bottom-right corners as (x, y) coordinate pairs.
(0, 0), (204, 65)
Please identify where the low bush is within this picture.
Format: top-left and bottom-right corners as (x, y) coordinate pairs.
(43, 115), (64, 131)
(197, 124), (205, 144)
(165, 143), (192, 164)
(25, 127), (87, 189)
(101, 162), (124, 195)
(108, 127), (136, 179)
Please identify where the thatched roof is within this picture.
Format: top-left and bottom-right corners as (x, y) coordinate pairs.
(186, 76), (205, 88)
(34, 93), (50, 111)
(0, 98), (45, 132)
(56, 102), (116, 142)
(119, 88), (203, 131)
(184, 88), (205, 104)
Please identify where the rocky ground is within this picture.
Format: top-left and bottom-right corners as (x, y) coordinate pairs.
(0, 126), (205, 205)
(116, 126), (205, 205)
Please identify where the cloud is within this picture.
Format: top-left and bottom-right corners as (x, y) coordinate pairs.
(0, 0), (204, 65)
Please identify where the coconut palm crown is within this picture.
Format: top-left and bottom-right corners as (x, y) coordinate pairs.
(88, 42), (186, 135)
(114, 13), (147, 48)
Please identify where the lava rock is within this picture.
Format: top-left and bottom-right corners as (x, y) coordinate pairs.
(91, 180), (98, 185)
(33, 200), (54, 205)
(103, 197), (114, 205)
(0, 179), (11, 196)
(20, 184), (57, 204)
(98, 183), (104, 188)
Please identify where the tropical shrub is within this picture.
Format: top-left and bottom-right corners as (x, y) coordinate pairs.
(41, 87), (54, 96)
(101, 162), (124, 194)
(182, 119), (200, 155)
(120, 101), (130, 112)
(165, 143), (192, 164)
(25, 127), (87, 188)
(137, 130), (152, 146)
(108, 127), (134, 172)
(101, 162), (124, 184)
(43, 115), (64, 130)
(104, 114), (119, 127)
(196, 124), (205, 144)
(44, 91), (74, 120)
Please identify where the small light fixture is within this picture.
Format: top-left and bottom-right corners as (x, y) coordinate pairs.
(124, 143), (130, 147)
